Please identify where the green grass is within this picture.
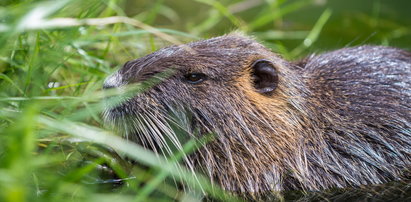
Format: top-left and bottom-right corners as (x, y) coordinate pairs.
(0, 0), (410, 201)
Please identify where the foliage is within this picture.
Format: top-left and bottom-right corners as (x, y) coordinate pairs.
(0, 0), (410, 201)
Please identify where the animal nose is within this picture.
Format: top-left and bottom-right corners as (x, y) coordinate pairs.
(103, 72), (122, 89)
(103, 82), (114, 90)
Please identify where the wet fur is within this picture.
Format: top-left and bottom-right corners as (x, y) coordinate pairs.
(103, 33), (411, 197)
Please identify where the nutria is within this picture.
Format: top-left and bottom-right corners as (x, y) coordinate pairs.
(103, 33), (411, 197)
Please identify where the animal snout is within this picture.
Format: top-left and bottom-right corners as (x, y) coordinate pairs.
(103, 72), (123, 89)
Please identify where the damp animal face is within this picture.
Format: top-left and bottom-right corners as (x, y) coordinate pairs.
(103, 34), (285, 143)
(103, 34), (300, 192)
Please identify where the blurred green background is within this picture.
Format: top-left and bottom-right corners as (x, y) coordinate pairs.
(125, 0), (411, 54)
(0, 0), (410, 201)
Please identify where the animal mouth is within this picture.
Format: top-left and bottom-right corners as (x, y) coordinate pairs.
(103, 97), (198, 155)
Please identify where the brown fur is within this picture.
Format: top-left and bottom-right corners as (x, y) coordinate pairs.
(103, 33), (411, 198)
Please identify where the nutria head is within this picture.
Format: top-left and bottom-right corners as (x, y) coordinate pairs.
(103, 33), (411, 196)
(103, 33), (310, 193)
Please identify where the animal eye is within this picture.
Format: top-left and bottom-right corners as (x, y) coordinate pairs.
(184, 73), (207, 84)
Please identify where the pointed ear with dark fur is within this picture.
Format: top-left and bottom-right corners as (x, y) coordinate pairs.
(251, 59), (279, 95)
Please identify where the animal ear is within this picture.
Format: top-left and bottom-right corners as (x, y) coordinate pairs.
(251, 59), (279, 95)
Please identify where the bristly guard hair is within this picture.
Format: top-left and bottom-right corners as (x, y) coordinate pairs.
(103, 33), (411, 198)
